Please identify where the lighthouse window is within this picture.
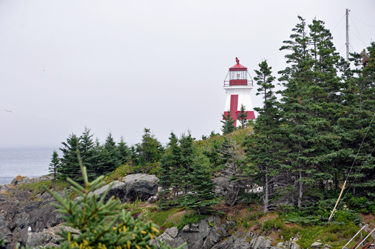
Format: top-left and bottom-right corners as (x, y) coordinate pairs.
(230, 71), (247, 80)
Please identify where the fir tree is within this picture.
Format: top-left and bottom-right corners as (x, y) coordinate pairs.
(45, 152), (184, 249)
(118, 136), (130, 165)
(79, 128), (97, 181)
(278, 16), (314, 209)
(245, 60), (283, 212)
(179, 155), (217, 214)
(59, 133), (81, 182)
(49, 150), (60, 184)
(221, 112), (235, 135)
(237, 104), (248, 128)
(158, 132), (181, 209)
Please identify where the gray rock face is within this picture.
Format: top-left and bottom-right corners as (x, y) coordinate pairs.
(0, 189), (62, 249)
(81, 174), (159, 203)
(26, 226), (80, 249)
(123, 174), (159, 202)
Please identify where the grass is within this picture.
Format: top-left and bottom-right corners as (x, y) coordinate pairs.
(104, 163), (134, 183)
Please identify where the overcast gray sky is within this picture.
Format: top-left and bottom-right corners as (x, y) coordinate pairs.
(1, 0), (374, 148)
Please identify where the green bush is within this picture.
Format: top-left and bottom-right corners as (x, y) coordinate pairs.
(177, 213), (207, 230)
(262, 218), (284, 231)
(42, 153), (184, 249)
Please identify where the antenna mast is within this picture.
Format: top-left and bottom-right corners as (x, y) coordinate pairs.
(346, 9), (350, 61)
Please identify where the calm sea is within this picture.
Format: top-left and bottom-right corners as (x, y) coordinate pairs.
(0, 147), (56, 185)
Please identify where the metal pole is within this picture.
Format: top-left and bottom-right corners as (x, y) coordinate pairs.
(329, 180), (347, 221)
(355, 227), (375, 249)
(342, 224), (368, 249)
(346, 9), (350, 61)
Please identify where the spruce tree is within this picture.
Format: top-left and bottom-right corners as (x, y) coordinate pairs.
(158, 132), (181, 208)
(59, 133), (81, 182)
(135, 128), (163, 173)
(237, 104), (248, 128)
(49, 150), (60, 184)
(245, 60), (283, 212)
(179, 155), (217, 214)
(278, 16), (314, 209)
(221, 112), (235, 135)
(118, 136), (130, 165)
(45, 152), (184, 249)
(79, 128), (97, 181)
(178, 132), (195, 194)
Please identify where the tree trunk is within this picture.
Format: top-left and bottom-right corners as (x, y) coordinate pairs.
(264, 168), (269, 213)
(298, 170), (303, 210)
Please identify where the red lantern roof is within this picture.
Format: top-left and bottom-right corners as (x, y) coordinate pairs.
(229, 57), (247, 71)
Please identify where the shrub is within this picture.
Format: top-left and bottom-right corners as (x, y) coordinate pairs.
(42, 153), (184, 249)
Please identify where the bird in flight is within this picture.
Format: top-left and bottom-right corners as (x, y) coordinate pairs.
(4, 109), (12, 113)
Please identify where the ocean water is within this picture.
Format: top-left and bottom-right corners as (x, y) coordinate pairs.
(0, 147), (55, 185)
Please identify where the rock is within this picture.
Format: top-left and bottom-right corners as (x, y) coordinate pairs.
(212, 177), (229, 195)
(86, 180), (126, 202)
(291, 243), (300, 249)
(78, 174), (159, 203)
(165, 227), (178, 238)
(123, 174), (159, 202)
(311, 241), (323, 249)
(252, 235), (265, 249)
(26, 226), (80, 248)
(147, 195), (158, 204)
(276, 242), (285, 249)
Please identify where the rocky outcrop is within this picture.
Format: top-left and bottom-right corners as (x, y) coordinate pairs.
(151, 217), (304, 249)
(26, 226), (79, 249)
(84, 174), (159, 203)
(0, 189), (62, 249)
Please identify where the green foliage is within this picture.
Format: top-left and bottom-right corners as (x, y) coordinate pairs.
(49, 150), (60, 184)
(262, 217), (284, 231)
(237, 104), (248, 128)
(177, 213), (207, 230)
(178, 154), (218, 214)
(44, 153), (183, 249)
(346, 195), (375, 214)
(221, 112), (236, 135)
(0, 238), (6, 247)
(135, 128), (164, 166)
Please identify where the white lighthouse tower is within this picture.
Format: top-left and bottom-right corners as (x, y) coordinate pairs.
(223, 57), (255, 127)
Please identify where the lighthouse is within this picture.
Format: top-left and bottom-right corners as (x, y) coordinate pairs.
(223, 57), (255, 127)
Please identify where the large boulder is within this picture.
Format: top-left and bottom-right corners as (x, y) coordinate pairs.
(81, 174), (159, 203)
(123, 174), (159, 202)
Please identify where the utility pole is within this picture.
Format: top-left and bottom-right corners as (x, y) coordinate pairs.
(346, 8), (350, 61)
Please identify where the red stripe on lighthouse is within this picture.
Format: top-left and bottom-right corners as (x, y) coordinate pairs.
(230, 95), (238, 127)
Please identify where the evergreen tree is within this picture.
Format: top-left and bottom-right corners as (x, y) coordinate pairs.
(118, 136), (130, 165)
(220, 137), (247, 206)
(221, 112), (236, 135)
(338, 42), (375, 197)
(245, 60), (283, 212)
(178, 132), (195, 194)
(179, 155), (217, 214)
(46, 152), (184, 249)
(158, 132), (181, 209)
(79, 128), (97, 181)
(59, 133), (81, 182)
(97, 132), (121, 175)
(237, 104), (248, 128)
(278, 16), (315, 210)
(49, 150), (60, 184)
(135, 128), (163, 173)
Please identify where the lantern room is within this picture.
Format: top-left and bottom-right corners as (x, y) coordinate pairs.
(224, 57), (253, 86)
